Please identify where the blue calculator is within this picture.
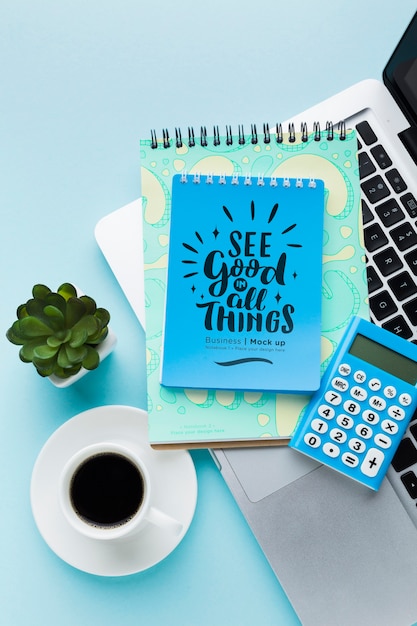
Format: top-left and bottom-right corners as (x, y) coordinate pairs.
(289, 316), (417, 490)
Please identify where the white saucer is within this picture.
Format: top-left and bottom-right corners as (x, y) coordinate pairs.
(30, 405), (198, 576)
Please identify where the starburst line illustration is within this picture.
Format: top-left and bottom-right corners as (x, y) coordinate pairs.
(180, 200), (302, 280)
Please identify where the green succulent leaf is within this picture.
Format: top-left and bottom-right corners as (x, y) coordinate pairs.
(65, 297), (87, 328)
(25, 298), (46, 318)
(32, 284), (52, 299)
(34, 363), (55, 377)
(17, 303), (29, 319)
(57, 345), (71, 369)
(88, 326), (109, 344)
(19, 338), (46, 362)
(72, 315), (99, 338)
(65, 344), (88, 364)
(16, 316), (53, 339)
(6, 322), (26, 345)
(44, 305), (65, 327)
(51, 363), (82, 378)
(33, 344), (59, 361)
(44, 292), (67, 315)
(79, 295), (97, 315)
(95, 307), (110, 328)
(57, 283), (77, 301)
(47, 331), (71, 347)
(82, 345), (100, 370)
(68, 326), (88, 347)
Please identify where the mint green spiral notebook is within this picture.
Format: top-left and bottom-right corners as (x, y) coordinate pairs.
(140, 123), (368, 449)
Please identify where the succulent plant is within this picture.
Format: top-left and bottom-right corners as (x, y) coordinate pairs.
(6, 283), (111, 379)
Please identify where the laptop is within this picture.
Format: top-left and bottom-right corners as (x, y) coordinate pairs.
(95, 12), (417, 625)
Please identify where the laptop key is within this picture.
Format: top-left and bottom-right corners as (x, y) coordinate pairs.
(361, 199), (374, 224)
(356, 120), (378, 145)
(370, 144), (392, 169)
(405, 248), (417, 276)
(401, 192), (417, 219)
(401, 471), (417, 498)
(369, 290), (398, 320)
(366, 266), (383, 294)
(375, 198), (405, 227)
(373, 247), (403, 276)
(409, 422), (417, 441)
(364, 223), (388, 252)
(361, 175), (390, 203)
(382, 316), (413, 339)
(392, 437), (417, 472)
(387, 271), (417, 301)
(390, 222), (417, 251)
(403, 297), (417, 325)
(386, 168), (407, 194)
(358, 152), (376, 179)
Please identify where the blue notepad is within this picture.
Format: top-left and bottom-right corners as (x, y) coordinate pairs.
(161, 173), (325, 392)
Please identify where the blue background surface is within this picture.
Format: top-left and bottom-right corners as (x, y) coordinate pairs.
(1, 2), (416, 624)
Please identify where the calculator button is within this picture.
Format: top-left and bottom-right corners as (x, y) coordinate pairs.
(368, 378), (381, 391)
(349, 438), (367, 453)
(355, 424), (373, 439)
(381, 419), (399, 435)
(323, 442), (340, 458)
(343, 400), (361, 415)
(342, 452), (359, 468)
(369, 396), (386, 411)
(383, 385), (396, 399)
(361, 448), (385, 478)
(363, 409), (380, 425)
(336, 414), (355, 429)
(330, 428), (347, 444)
(304, 433), (321, 448)
(325, 391), (342, 406)
(311, 419), (328, 434)
(350, 386), (368, 401)
(332, 377), (349, 392)
(374, 433), (392, 449)
(353, 370), (367, 383)
(399, 393), (413, 407)
(338, 363), (351, 376)
(318, 404), (335, 420)
(387, 405), (406, 421)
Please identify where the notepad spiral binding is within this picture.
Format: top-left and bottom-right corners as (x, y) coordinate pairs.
(150, 121), (346, 149)
(178, 171), (318, 189)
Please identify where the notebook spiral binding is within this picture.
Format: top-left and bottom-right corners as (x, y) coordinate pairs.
(150, 120), (346, 149)
(178, 171), (318, 189)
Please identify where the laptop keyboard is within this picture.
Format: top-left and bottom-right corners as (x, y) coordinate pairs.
(357, 120), (417, 340)
(357, 119), (417, 512)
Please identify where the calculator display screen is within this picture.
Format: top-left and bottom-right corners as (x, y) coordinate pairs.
(349, 333), (417, 385)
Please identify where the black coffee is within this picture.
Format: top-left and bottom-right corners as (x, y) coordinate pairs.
(70, 452), (145, 528)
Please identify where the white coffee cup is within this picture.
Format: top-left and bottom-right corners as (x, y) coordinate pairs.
(59, 442), (183, 541)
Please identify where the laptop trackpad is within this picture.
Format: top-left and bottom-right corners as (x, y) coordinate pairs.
(250, 464), (417, 625)
(222, 446), (320, 503)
